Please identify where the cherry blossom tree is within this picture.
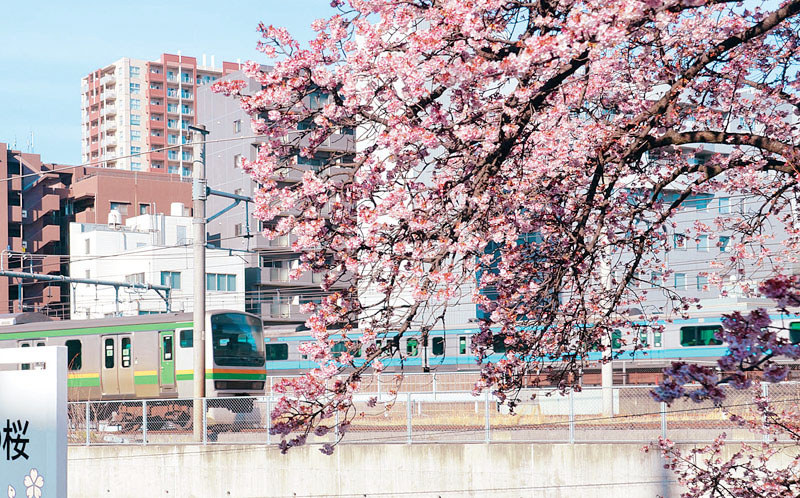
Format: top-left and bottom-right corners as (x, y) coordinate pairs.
(216, 0), (800, 471)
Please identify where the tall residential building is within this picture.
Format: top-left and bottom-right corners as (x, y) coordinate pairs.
(81, 53), (240, 176)
(198, 70), (355, 324)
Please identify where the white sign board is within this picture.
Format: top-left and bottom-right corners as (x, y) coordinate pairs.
(0, 347), (67, 497)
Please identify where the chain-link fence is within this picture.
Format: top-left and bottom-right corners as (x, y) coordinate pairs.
(68, 383), (799, 446)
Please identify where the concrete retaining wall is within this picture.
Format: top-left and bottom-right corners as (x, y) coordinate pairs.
(69, 442), (690, 497)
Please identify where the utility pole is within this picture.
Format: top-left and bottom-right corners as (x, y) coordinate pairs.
(190, 124), (209, 441)
(600, 241), (614, 418)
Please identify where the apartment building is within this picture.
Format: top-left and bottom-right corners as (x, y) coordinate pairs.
(69, 209), (245, 318)
(0, 142), (192, 318)
(197, 70), (355, 324)
(81, 53), (240, 175)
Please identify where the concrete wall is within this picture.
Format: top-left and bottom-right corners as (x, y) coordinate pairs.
(67, 443), (690, 497)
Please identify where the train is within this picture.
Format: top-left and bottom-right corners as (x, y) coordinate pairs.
(0, 309), (266, 428)
(261, 300), (800, 385)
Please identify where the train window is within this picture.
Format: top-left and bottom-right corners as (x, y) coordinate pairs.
(66, 340), (82, 370)
(459, 336), (467, 355)
(332, 341), (347, 359)
(653, 331), (662, 348)
(180, 329), (193, 348)
(638, 329), (648, 347)
(265, 343), (289, 361)
(104, 338), (115, 368)
(432, 337), (445, 356)
(790, 322), (800, 344)
(20, 343), (30, 370)
(162, 335), (173, 361)
(680, 325), (722, 346)
(406, 339), (419, 357)
(121, 338), (132, 368)
(492, 335), (506, 354)
(611, 330), (622, 349)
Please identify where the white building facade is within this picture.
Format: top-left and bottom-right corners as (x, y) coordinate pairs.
(69, 211), (246, 319)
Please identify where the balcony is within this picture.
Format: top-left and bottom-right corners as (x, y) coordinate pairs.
(100, 74), (115, 86)
(100, 105), (116, 117)
(102, 120), (116, 133)
(39, 193), (60, 215)
(101, 136), (116, 148)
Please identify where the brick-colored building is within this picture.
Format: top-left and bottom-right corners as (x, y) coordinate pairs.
(1, 143), (191, 318)
(81, 53), (240, 175)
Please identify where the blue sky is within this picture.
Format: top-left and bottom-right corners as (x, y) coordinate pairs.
(0, 1), (324, 165)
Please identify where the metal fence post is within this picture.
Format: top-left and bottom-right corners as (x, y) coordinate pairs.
(569, 390), (575, 444)
(85, 401), (91, 446)
(406, 392), (412, 444)
(660, 401), (667, 440)
(202, 397), (208, 445)
(142, 400), (148, 445)
(266, 397), (272, 445)
(485, 390), (491, 443)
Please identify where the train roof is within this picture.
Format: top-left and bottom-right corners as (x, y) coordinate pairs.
(0, 309), (257, 335)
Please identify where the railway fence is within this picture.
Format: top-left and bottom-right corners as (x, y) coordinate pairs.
(67, 382), (800, 446)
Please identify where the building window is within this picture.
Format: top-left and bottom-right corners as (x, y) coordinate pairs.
(131, 130), (141, 141)
(181, 89), (192, 98)
(719, 197), (730, 214)
(152, 161), (163, 169)
(674, 273), (686, 290)
(696, 235), (708, 252)
(167, 119), (177, 128)
(234, 224), (243, 236)
(168, 134), (179, 145)
(181, 72), (192, 83)
(130, 83), (140, 94)
(206, 273), (236, 292)
(139, 204), (149, 215)
(110, 201), (129, 215)
(125, 273), (145, 285)
(84, 238), (91, 255)
(233, 120), (241, 134)
(160, 271), (181, 290)
(150, 98), (162, 106)
(719, 236), (731, 252)
(167, 103), (178, 113)
(182, 151), (192, 161)
(168, 165), (179, 174)
(130, 99), (141, 111)
(130, 66), (140, 77)
(66, 340), (82, 370)
(697, 275), (708, 290)
(130, 114), (141, 126)
(149, 82), (162, 89)
(234, 154), (243, 168)
(131, 146), (141, 155)
(673, 234), (686, 250)
(131, 162), (142, 171)
(151, 114), (163, 122)
(168, 150), (178, 160)
(167, 71), (176, 82)
(181, 166), (191, 176)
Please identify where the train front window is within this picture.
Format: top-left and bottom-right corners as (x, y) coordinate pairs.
(790, 322), (800, 344)
(211, 313), (265, 367)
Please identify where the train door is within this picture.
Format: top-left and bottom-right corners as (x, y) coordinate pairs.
(118, 335), (135, 397)
(99, 335), (135, 397)
(100, 336), (120, 395)
(158, 331), (177, 395)
(17, 340), (46, 370)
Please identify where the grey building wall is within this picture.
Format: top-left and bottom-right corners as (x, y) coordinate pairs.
(197, 70), (354, 324)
